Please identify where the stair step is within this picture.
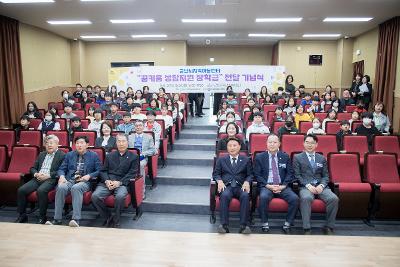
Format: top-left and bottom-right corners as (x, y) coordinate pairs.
(157, 165), (212, 186)
(184, 124), (218, 130)
(143, 185), (210, 214)
(180, 130), (217, 139)
(174, 139), (216, 151)
(166, 150), (214, 165)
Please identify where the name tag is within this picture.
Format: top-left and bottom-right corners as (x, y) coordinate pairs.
(278, 163), (286, 168)
(316, 163), (323, 168)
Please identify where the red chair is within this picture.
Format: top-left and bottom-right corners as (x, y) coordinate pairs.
(299, 121), (313, 134)
(72, 131), (96, 149)
(57, 146), (72, 154)
(364, 153), (400, 219)
(345, 105), (357, 113)
(38, 109), (46, 118)
(29, 118), (42, 130)
(328, 152), (371, 218)
(47, 131), (69, 147)
(0, 145), (9, 172)
(85, 103), (100, 114)
(0, 129), (15, 156)
(314, 112), (327, 122)
(263, 104), (278, 114)
(18, 130), (42, 147)
(373, 135), (400, 165)
(155, 119), (169, 164)
(337, 112), (352, 121)
(0, 145), (39, 204)
(277, 98), (285, 107)
(81, 119), (90, 129)
(343, 135), (369, 165)
(315, 135), (338, 157)
(144, 131), (159, 187)
(325, 121), (341, 134)
(272, 121), (285, 134)
(55, 118), (67, 130)
(281, 134), (305, 158)
(73, 103), (82, 110)
(88, 147), (105, 163)
(73, 110), (86, 120)
(351, 121), (363, 132)
(248, 133), (268, 156)
(48, 102), (64, 110)
(217, 133), (245, 140)
(104, 148), (144, 220)
(323, 104), (332, 112)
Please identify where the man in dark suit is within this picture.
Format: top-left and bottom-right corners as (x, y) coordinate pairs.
(46, 136), (102, 227)
(213, 137), (253, 234)
(293, 134), (339, 235)
(254, 134), (299, 234)
(92, 134), (138, 228)
(15, 135), (65, 224)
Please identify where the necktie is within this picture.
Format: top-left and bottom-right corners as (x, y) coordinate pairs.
(271, 154), (280, 185)
(231, 157), (237, 187)
(310, 154), (316, 170)
(77, 155), (84, 175)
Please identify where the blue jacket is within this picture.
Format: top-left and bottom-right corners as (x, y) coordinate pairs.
(254, 151), (294, 187)
(57, 150), (102, 181)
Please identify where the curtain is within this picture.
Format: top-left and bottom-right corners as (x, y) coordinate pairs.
(352, 60), (364, 79)
(0, 15), (25, 127)
(271, 42), (279, 65)
(374, 16), (400, 120)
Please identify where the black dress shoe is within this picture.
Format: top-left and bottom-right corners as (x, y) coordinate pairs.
(282, 225), (291, 234)
(45, 219), (62, 225)
(195, 114), (203, 117)
(15, 215), (28, 223)
(303, 229), (311, 235)
(37, 217), (47, 224)
(239, 225), (251, 234)
(200, 113), (205, 116)
(323, 227), (334, 235)
(218, 224), (229, 234)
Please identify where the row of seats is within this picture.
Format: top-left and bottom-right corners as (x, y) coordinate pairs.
(210, 152), (400, 223)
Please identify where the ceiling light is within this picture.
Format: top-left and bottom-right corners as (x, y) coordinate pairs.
(131, 34), (167, 38)
(0, 0), (54, 3)
(248, 33), (286, 38)
(189, 33), (226, 37)
(110, 19), (155, 24)
(81, 0), (123, 1)
(303, 34), (341, 38)
(323, 17), (373, 22)
(181, 19), (227, 23)
(80, 35), (116, 39)
(256, 18), (302, 22)
(47, 20), (92, 25)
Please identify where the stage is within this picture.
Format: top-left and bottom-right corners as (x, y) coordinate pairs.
(0, 222), (399, 266)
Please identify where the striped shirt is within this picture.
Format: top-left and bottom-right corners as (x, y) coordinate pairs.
(39, 150), (57, 176)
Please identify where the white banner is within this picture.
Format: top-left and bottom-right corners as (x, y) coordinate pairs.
(108, 65), (286, 93)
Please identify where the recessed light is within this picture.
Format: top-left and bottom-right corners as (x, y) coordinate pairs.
(189, 33), (226, 37)
(131, 34), (167, 38)
(302, 34), (341, 38)
(110, 19), (155, 24)
(80, 35), (116, 39)
(181, 19), (227, 23)
(256, 18), (302, 22)
(81, 0), (124, 1)
(248, 33), (286, 38)
(47, 20), (92, 25)
(0, 0), (54, 2)
(323, 17), (373, 22)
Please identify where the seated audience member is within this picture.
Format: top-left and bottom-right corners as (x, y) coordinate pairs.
(38, 111), (61, 133)
(79, 90), (92, 110)
(15, 115), (31, 142)
(217, 122), (246, 151)
(354, 100), (367, 114)
(122, 95), (135, 112)
(213, 137), (253, 234)
(307, 97), (322, 113)
(46, 136), (101, 227)
(293, 134), (339, 235)
(283, 98), (296, 116)
(158, 87), (169, 100)
(285, 75), (296, 95)
(133, 90), (147, 105)
(68, 117), (83, 140)
(336, 120), (352, 151)
(264, 94), (275, 104)
(114, 91), (126, 108)
(128, 120), (156, 194)
(320, 92), (332, 111)
(242, 88), (253, 99)
(95, 121), (116, 153)
(65, 96), (76, 109)
(274, 87), (286, 102)
(73, 83), (83, 99)
(116, 112), (134, 135)
(23, 101), (42, 119)
(216, 101), (228, 121)
(330, 91), (338, 102)
(322, 109), (338, 131)
(86, 85), (93, 96)
(312, 90), (320, 99)
(225, 91), (238, 105)
(331, 99), (341, 113)
(373, 102), (390, 133)
(127, 87), (135, 98)
(144, 110), (162, 151)
(156, 104), (174, 129)
(246, 112), (270, 141)
(109, 85), (118, 99)
(272, 106), (285, 122)
(277, 116), (299, 138)
(172, 93), (185, 118)
(146, 98), (161, 111)
(324, 85), (333, 94)
(100, 92), (113, 113)
(92, 134), (138, 228)
(293, 89), (302, 100)
(86, 106), (96, 123)
(242, 98), (257, 113)
(48, 105), (60, 119)
(131, 103), (147, 120)
(247, 105), (261, 121)
(339, 89), (355, 111)
(254, 134), (299, 233)
(61, 90), (70, 104)
(16, 135), (65, 224)
(61, 103), (76, 120)
(166, 98), (179, 120)
(298, 84), (306, 97)
(355, 112), (381, 147)
(348, 110), (360, 127)
(88, 109), (104, 136)
(258, 85), (269, 100)
(218, 106), (241, 121)
(300, 93), (312, 106)
(106, 102), (122, 124)
(307, 118), (325, 135)
(294, 105), (313, 129)
(219, 112), (243, 134)
(93, 85), (101, 98)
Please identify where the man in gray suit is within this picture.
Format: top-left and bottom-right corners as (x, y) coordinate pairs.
(128, 120), (156, 195)
(293, 134), (339, 235)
